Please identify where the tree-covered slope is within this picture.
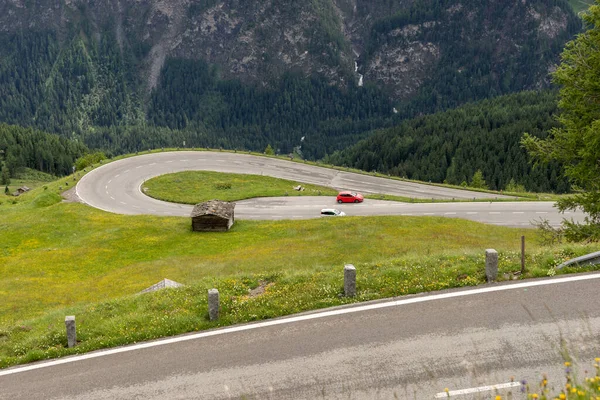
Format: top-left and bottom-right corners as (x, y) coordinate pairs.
(324, 91), (569, 193)
(0, 0), (582, 160)
(0, 124), (88, 180)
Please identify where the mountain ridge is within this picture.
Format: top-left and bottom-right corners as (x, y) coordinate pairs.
(0, 0), (582, 161)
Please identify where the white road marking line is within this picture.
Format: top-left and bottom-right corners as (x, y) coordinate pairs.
(108, 179), (112, 184)
(216, 159), (226, 162)
(401, 213), (413, 216)
(444, 212), (457, 215)
(114, 174), (120, 178)
(150, 163), (156, 165)
(489, 212), (501, 215)
(512, 212), (524, 214)
(180, 160), (189, 162)
(105, 186), (108, 190)
(435, 381), (521, 398)
(423, 213), (434, 215)
(136, 166), (143, 169)
(536, 212), (548, 214)
(110, 196), (115, 200)
(149, 209), (156, 212)
(120, 202), (126, 205)
(3, 273), (600, 377)
(166, 161), (173, 163)
(124, 170), (129, 173)
(466, 212), (478, 215)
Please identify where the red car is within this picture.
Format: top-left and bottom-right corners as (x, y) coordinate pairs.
(336, 191), (364, 203)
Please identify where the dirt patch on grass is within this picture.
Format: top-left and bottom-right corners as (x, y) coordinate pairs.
(248, 280), (272, 297)
(61, 187), (82, 203)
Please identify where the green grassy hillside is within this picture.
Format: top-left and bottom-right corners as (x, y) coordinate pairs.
(0, 159), (598, 368)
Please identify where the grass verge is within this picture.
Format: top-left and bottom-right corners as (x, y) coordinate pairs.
(142, 170), (337, 204)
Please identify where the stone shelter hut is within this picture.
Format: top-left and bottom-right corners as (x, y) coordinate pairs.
(12, 186), (30, 196)
(191, 200), (235, 232)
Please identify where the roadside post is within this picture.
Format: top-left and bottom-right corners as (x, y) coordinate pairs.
(344, 264), (356, 297)
(521, 236), (526, 274)
(65, 316), (76, 348)
(485, 249), (498, 282)
(208, 289), (219, 321)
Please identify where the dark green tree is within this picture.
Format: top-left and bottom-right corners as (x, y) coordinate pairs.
(264, 144), (275, 155)
(470, 169), (487, 189)
(522, 1), (600, 241)
(1, 164), (10, 186)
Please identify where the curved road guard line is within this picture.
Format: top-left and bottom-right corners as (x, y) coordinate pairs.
(3, 272), (600, 377)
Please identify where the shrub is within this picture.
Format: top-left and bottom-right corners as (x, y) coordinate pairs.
(75, 152), (107, 172)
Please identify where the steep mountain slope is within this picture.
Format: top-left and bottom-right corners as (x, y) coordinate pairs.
(0, 0), (581, 157)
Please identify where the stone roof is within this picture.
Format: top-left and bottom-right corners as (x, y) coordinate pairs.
(140, 279), (184, 294)
(191, 200), (235, 219)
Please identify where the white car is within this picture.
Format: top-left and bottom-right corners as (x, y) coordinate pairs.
(320, 208), (346, 217)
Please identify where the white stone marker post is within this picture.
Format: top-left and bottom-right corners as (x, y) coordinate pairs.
(65, 316), (76, 348)
(344, 264), (356, 297)
(485, 249), (498, 282)
(208, 289), (220, 321)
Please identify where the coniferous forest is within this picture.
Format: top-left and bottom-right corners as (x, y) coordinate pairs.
(324, 91), (569, 193)
(0, 124), (88, 179)
(0, 0), (584, 193)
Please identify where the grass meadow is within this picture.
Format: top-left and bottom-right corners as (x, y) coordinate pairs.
(0, 160), (598, 369)
(143, 170), (337, 203)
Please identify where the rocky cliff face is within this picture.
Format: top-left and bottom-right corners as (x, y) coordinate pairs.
(0, 0), (579, 100)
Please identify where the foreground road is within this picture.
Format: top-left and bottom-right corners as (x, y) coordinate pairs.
(3, 274), (600, 399)
(76, 151), (585, 227)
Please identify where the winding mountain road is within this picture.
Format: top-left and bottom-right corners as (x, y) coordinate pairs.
(76, 151), (585, 227)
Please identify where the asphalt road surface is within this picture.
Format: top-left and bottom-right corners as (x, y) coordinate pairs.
(3, 273), (600, 399)
(76, 151), (586, 227)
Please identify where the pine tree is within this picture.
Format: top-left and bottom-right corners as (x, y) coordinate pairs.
(1, 164), (10, 186)
(522, 2), (600, 241)
(470, 169), (487, 189)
